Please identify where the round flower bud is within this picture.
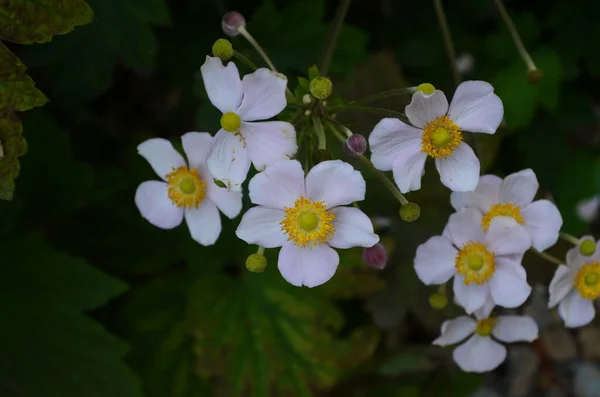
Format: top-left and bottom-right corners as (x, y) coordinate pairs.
(416, 83), (435, 95)
(222, 11), (246, 37)
(399, 202), (420, 223)
(302, 94), (312, 104)
(309, 77), (332, 100)
(580, 239), (597, 257)
(312, 149), (332, 164)
(361, 243), (388, 270)
(246, 253), (267, 273)
(429, 292), (448, 310)
(212, 38), (233, 61)
(343, 134), (367, 157)
(527, 69), (543, 85)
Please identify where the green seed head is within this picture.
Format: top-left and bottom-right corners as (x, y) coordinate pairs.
(309, 77), (333, 100)
(399, 202), (420, 223)
(580, 239), (597, 257)
(212, 38), (233, 61)
(246, 253), (267, 273)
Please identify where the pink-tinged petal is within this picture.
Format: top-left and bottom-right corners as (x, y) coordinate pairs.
(473, 296), (496, 320)
(184, 200), (221, 246)
(206, 179), (242, 219)
(489, 262), (532, 308)
(521, 200), (563, 251)
(235, 207), (286, 248)
(278, 243), (339, 287)
(433, 317), (476, 346)
(206, 129), (251, 192)
(328, 207), (379, 249)
(450, 174), (502, 212)
(305, 160), (365, 208)
(200, 56), (243, 113)
(241, 121), (297, 171)
(499, 169), (538, 207)
(414, 236), (458, 285)
(447, 208), (485, 248)
(558, 290), (596, 328)
(485, 217), (531, 255)
(405, 90), (449, 129)
(390, 140), (428, 193)
(493, 316), (538, 343)
(135, 181), (184, 229)
(447, 81), (503, 134)
(453, 335), (507, 373)
(137, 138), (186, 181)
(248, 159), (305, 209)
(548, 265), (575, 308)
(453, 275), (489, 314)
(236, 68), (287, 121)
(435, 142), (480, 192)
(368, 118), (423, 171)
(181, 132), (212, 170)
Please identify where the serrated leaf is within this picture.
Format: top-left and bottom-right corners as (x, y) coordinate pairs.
(0, 0), (93, 44)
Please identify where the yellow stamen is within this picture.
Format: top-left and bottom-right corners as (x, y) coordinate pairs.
(576, 261), (600, 300)
(455, 241), (495, 284)
(221, 112), (241, 132)
(481, 203), (525, 232)
(475, 318), (497, 337)
(280, 197), (336, 247)
(421, 115), (462, 158)
(166, 166), (206, 208)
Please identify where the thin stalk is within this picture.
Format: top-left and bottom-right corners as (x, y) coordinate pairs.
(257, 246), (265, 255)
(560, 232), (580, 246)
(433, 0), (461, 86)
(328, 105), (407, 121)
(319, 0), (352, 75)
(313, 116), (327, 150)
(492, 0), (537, 71)
(354, 87), (415, 105)
(533, 249), (563, 266)
(233, 50), (257, 70)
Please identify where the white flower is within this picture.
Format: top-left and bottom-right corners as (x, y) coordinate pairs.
(548, 236), (600, 328)
(369, 80), (503, 193)
(200, 56), (298, 191)
(451, 169), (563, 252)
(433, 300), (538, 373)
(135, 132), (242, 246)
(576, 195), (600, 223)
(414, 208), (532, 314)
(236, 159), (379, 287)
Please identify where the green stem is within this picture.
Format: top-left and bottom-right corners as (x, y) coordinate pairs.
(319, 0), (352, 75)
(257, 246), (265, 255)
(533, 249), (563, 266)
(313, 116), (327, 150)
(233, 50), (257, 70)
(560, 232), (580, 246)
(354, 87), (415, 105)
(433, 0), (461, 86)
(329, 105), (407, 121)
(492, 0), (536, 71)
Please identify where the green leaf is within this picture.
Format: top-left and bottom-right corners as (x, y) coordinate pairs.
(378, 352), (435, 376)
(0, 234), (143, 397)
(0, 111), (25, 200)
(308, 64), (320, 80)
(0, 0), (93, 44)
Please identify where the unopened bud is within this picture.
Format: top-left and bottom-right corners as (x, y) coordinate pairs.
(362, 243), (388, 269)
(415, 83), (435, 95)
(580, 239), (597, 256)
(399, 202), (420, 222)
(222, 11), (246, 37)
(429, 292), (448, 309)
(343, 134), (367, 157)
(526, 69), (543, 85)
(312, 149), (332, 165)
(302, 94), (312, 104)
(246, 253), (267, 273)
(309, 77), (332, 100)
(212, 38), (233, 61)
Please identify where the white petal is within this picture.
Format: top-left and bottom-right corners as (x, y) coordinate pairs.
(235, 207), (286, 248)
(405, 90), (449, 129)
(390, 141), (428, 194)
(485, 217), (531, 255)
(368, 118), (423, 171)
(521, 200), (563, 251)
(450, 174), (502, 212)
(489, 261), (532, 308)
(181, 132), (212, 170)
(135, 181), (184, 229)
(548, 265), (575, 308)
(493, 316), (538, 343)
(328, 207), (379, 249)
(184, 200), (221, 246)
(278, 243), (339, 287)
(241, 121), (297, 171)
(558, 290), (596, 328)
(499, 169), (538, 207)
(576, 195), (600, 222)
(236, 68), (287, 121)
(206, 129), (251, 192)
(453, 275), (489, 314)
(447, 81), (503, 134)
(567, 246), (589, 269)
(414, 236), (458, 285)
(474, 295), (496, 320)
(453, 335), (507, 373)
(435, 142), (480, 192)
(206, 180), (243, 219)
(433, 317), (476, 346)
(137, 138), (186, 181)
(200, 56), (243, 113)
(248, 159), (305, 209)
(447, 208), (485, 248)
(305, 160), (365, 208)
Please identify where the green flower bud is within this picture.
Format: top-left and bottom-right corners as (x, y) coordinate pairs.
(399, 202), (420, 223)
(309, 77), (332, 100)
(212, 38), (233, 61)
(580, 239), (597, 257)
(429, 292), (448, 310)
(416, 83), (435, 95)
(246, 253), (267, 273)
(302, 94), (312, 104)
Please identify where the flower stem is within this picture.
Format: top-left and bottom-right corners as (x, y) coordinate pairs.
(433, 0), (461, 86)
(328, 105), (408, 121)
(533, 249), (563, 266)
(313, 116), (327, 150)
(257, 246), (265, 255)
(319, 0), (352, 75)
(560, 232), (580, 246)
(354, 87), (416, 105)
(233, 50), (257, 70)
(492, 0), (537, 71)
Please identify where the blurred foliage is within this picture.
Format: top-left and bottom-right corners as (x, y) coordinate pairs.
(1, 0), (600, 396)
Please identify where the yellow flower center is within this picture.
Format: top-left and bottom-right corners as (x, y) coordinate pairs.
(166, 166), (206, 208)
(455, 242), (495, 284)
(576, 261), (600, 300)
(221, 112), (241, 132)
(280, 197), (336, 247)
(481, 203), (525, 232)
(421, 115), (462, 158)
(475, 318), (497, 337)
